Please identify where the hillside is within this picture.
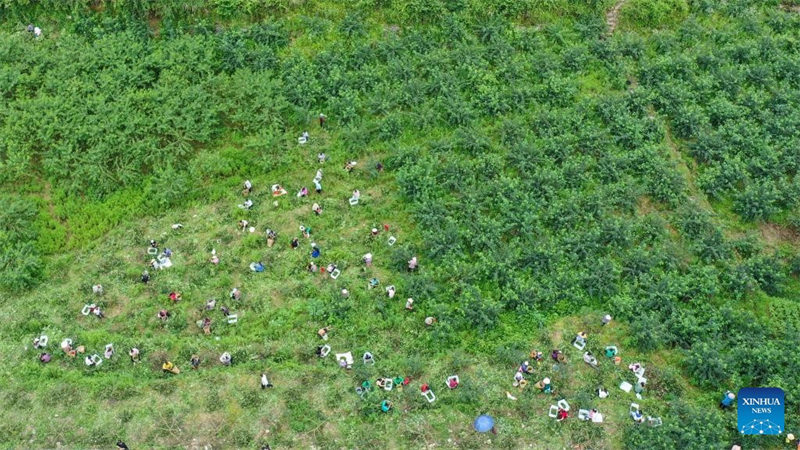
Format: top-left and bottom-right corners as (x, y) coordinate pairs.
(1, 0), (799, 448)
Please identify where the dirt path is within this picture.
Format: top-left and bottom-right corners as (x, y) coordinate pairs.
(779, 2), (800, 13)
(606, 0), (628, 35)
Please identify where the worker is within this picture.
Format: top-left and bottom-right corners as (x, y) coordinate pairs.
(129, 348), (140, 363)
(220, 352), (232, 366)
(141, 270), (150, 283)
(261, 373), (274, 389)
(190, 355), (200, 369)
(230, 287), (242, 300)
(598, 387), (609, 398)
(534, 377), (551, 393)
(720, 391), (735, 409)
(162, 361), (180, 374)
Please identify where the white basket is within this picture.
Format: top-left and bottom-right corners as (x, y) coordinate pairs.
(557, 399), (570, 411)
(648, 416), (662, 427)
(387, 236), (396, 246)
(422, 390), (436, 403)
(227, 314), (238, 324)
(38, 335), (48, 346)
(548, 405), (559, 418)
(319, 345), (331, 357)
(330, 269), (341, 279)
(349, 197), (359, 205)
(81, 304), (92, 316)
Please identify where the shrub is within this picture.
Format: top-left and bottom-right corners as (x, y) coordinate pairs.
(620, 0), (690, 30)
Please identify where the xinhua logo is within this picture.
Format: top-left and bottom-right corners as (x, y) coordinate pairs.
(738, 388), (785, 435)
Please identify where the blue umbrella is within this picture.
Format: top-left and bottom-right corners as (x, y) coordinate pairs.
(473, 415), (495, 433)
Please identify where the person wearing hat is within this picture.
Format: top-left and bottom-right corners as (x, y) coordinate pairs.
(720, 391), (735, 409)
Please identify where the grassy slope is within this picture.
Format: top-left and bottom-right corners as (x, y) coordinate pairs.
(3, 134), (695, 449)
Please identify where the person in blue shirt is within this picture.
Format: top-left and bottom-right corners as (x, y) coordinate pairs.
(311, 245), (320, 258)
(720, 391), (735, 409)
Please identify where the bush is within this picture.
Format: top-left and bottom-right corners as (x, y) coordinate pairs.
(620, 0), (690, 30)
